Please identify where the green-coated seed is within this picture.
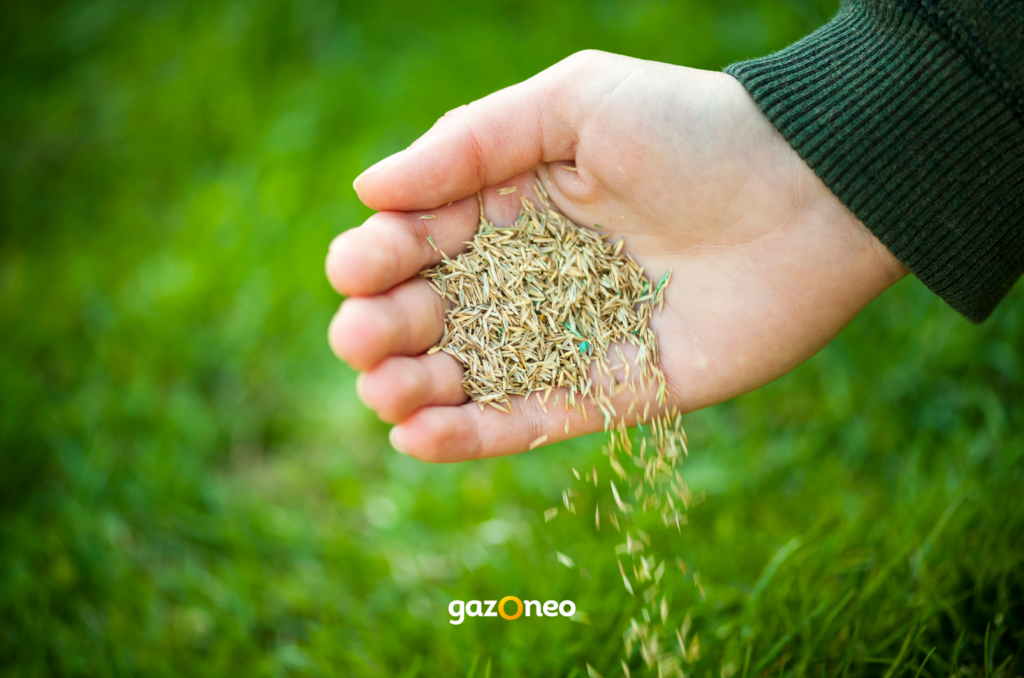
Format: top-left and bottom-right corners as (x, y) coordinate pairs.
(655, 270), (671, 295)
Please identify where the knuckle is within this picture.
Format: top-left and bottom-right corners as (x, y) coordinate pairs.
(560, 49), (611, 72)
(439, 103), (470, 124)
(525, 415), (547, 448)
(403, 215), (435, 265)
(446, 103), (469, 116)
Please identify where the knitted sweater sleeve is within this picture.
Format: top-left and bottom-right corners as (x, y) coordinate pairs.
(724, 0), (1024, 323)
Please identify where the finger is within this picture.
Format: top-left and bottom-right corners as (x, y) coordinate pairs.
(356, 352), (467, 424)
(327, 278), (445, 371)
(390, 373), (667, 463)
(352, 51), (631, 212)
(326, 171), (550, 297)
(326, 195), (478, 297)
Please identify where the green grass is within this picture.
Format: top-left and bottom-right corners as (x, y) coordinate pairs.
(1, 1), (1021, 676)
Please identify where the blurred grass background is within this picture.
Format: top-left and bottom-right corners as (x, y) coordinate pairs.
(1, 0), (1022, 676)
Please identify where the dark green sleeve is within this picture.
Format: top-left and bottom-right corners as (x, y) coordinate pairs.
(725, 0), (1024, 323)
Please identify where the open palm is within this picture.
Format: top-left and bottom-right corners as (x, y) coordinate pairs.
(326, 51), (906, 462)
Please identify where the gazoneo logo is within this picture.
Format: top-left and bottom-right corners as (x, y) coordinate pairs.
(448, 597), (575, 624)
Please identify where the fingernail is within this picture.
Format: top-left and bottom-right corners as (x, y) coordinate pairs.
(389, 427), (409, 455)
(353, 148), (409, 189)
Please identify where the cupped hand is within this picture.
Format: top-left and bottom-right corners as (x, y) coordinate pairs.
(325, 50), (907, 462)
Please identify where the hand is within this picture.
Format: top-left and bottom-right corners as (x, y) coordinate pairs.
(325, 50), (907, 462)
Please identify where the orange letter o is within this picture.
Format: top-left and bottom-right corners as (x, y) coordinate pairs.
(498, 596), (523, 620)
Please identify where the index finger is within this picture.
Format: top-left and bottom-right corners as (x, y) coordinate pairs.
(326, 171), (551, 297)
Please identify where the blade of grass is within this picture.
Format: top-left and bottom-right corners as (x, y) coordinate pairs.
(839, 620), (861, 678)
(740, 644), (752, 678)
(748, 536), (802, 605)
(948, 628), (966, 678)
(912, 494), (964, 577)
(814, 589), (856, 647)
(984, 623), (992, 677)
(913, 648), (936, 678)
(882, 625), (916, 678)
(751, 599), (826, 674)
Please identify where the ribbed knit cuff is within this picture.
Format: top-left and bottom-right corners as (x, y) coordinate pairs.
(725, 1), (1024, 323)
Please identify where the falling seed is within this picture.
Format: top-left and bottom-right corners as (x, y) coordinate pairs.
(419, 214), (436, 220)
(561, 166), (578, 172)
(618, 559), (634, 596)
(415, 174), (691, 672)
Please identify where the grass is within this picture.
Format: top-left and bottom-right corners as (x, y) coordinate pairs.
(1, 0), (1021, 676)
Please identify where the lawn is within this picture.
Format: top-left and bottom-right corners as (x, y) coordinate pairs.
(1, 1), (1021, 676)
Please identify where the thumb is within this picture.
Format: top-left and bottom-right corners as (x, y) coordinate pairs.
(353, 50), (618, 212)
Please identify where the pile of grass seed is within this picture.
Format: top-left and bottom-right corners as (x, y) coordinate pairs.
(421, 177), (694, 676)
(422, 180), (670, 425)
